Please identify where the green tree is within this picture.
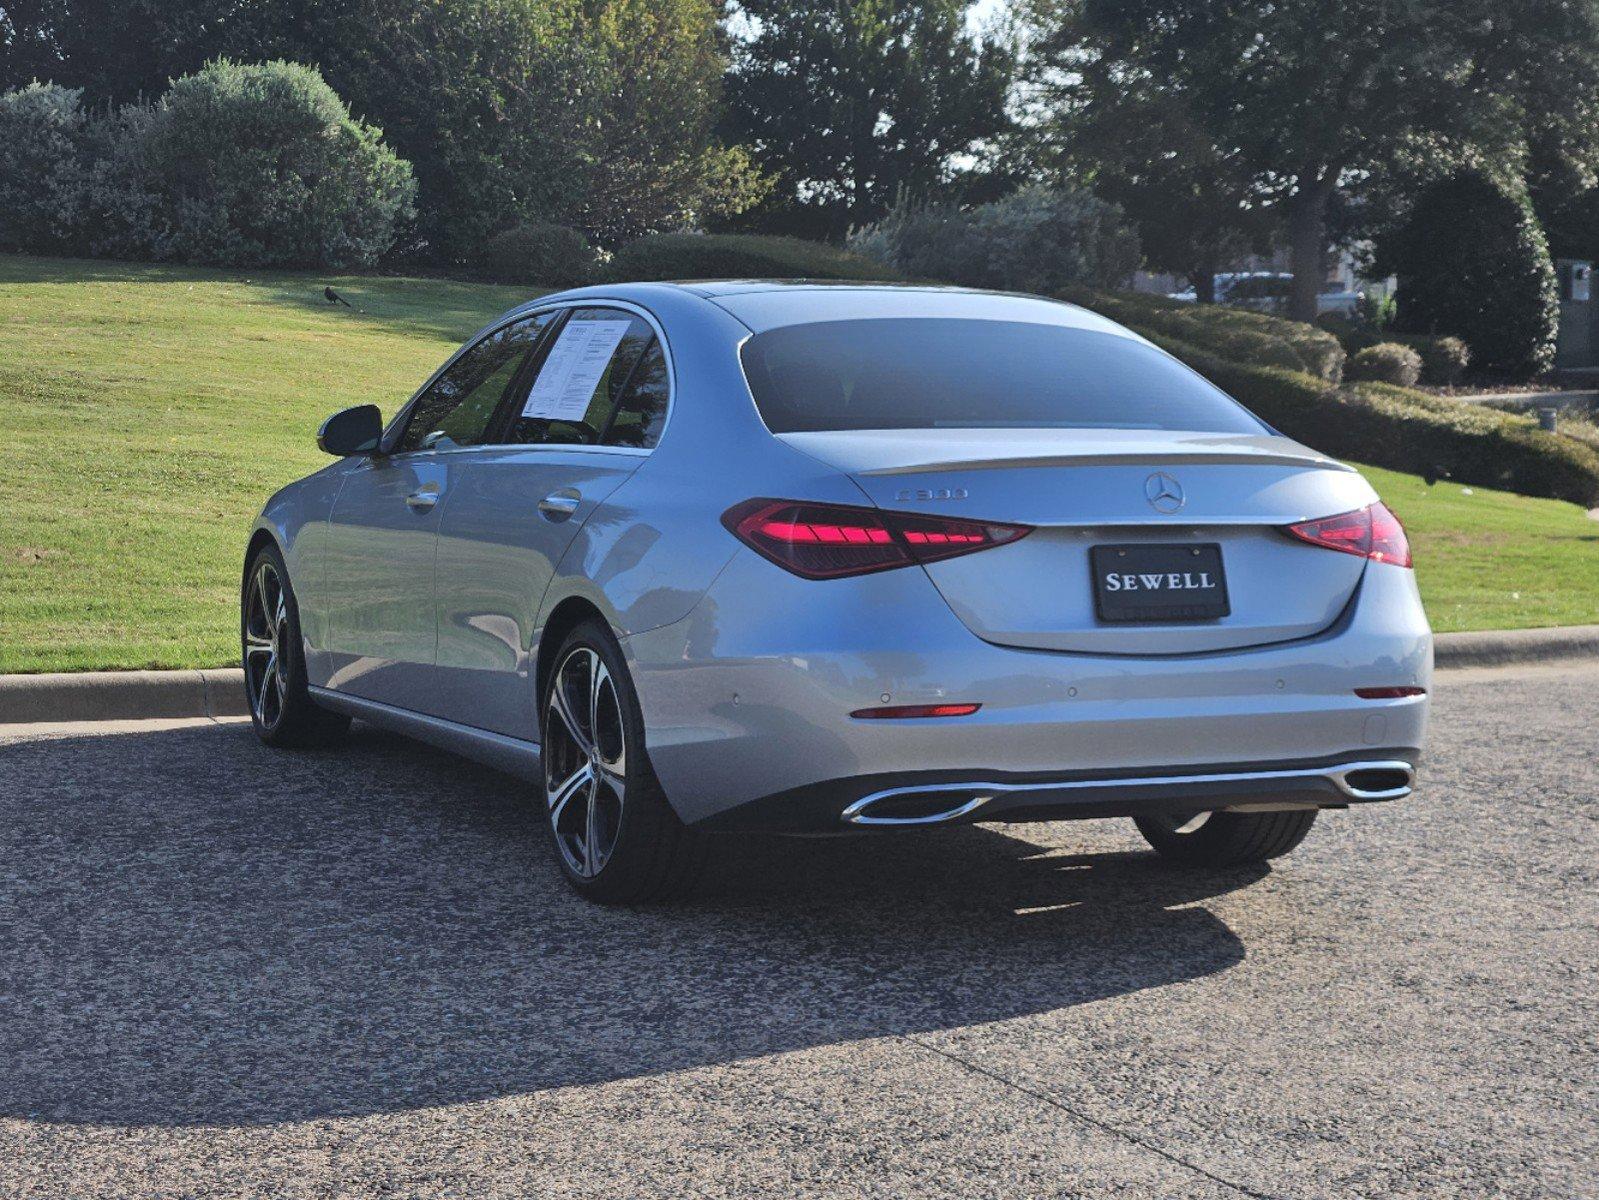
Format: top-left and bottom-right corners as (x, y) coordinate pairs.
(1027, 0), (1599, 321)
(723, 0), (1012, 239)
(0, 0), (240, 99)
(1038, 75), (1269, 303)
(5, 0), (760, 255)
(1375, 169), (1558, 379)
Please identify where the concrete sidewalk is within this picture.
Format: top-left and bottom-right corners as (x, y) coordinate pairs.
(4, 624), (1598, 724)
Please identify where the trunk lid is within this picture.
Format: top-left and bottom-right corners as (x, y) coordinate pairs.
(779, 428), (1376, 655)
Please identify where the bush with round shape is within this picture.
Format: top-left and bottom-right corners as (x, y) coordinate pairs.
(608, 232), (895, 282)
(126, 59), (417, 268)
(1346, 343), (1423, 387)
(849, 186), (1141, 294)
(1410, 335), (1470, 386)
(473, 221), (596, 287)
(0, 83), (93, 253)
(1377, 169), (1557, 380)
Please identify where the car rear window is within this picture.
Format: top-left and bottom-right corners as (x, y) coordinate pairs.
(739, 318), (1267, 435)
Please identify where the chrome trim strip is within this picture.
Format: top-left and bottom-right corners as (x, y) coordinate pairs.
(309, 687), (542, 780)
(841, 759), (1415, 826)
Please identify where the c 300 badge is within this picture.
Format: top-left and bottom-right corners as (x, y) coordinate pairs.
(895, 486), (969, 502)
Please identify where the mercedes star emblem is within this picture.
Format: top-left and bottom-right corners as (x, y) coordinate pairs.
(1144, 471), (1185, 514)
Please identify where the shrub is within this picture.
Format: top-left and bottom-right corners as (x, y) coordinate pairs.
(1376, 169), (1558, 380)
(0, 83), (93, 253)
(82, 103), (164, 261)
(1408, 335), (1470, 386)
(1143, 332), (1599, 507)
(1319, 320), (1472, 386)
(608, 232), (896, 282)
(1347, 343), (1423, 387)
(1066, 287), (1346, 383)
(848, 186), (1141, 293)
(472, 221), (596, 287)
(119, 59), (416, 268)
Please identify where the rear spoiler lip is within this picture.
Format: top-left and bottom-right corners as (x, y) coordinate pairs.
(848, 451), (1354, 476)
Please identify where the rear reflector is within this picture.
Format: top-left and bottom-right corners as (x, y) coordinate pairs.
(850, 703), (982, 719)
(1354, 687), (1427, 699)
(724, 498), (1030, 579)
(1284, 502), (1412, 568)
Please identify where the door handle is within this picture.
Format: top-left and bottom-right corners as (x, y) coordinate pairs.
(539, 489), (582, 521)
(406, 489), (440, 512)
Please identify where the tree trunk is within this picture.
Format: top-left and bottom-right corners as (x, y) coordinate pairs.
(1286, 178), (1332, 324)
(1193, 266), (1217, 304)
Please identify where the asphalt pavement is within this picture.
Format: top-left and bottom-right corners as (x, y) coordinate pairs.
(0, 664), (1594, 1199)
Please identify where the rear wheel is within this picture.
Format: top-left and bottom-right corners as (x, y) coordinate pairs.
(1134, 807), (1318, 867)
(540, 619), (707, 903)
(241, 543), (350, 747)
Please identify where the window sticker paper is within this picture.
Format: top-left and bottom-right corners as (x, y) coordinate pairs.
(521, 319), (633, 421)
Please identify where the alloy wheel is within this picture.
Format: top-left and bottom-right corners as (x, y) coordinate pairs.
(243, 559), (289, 731)
(544, 646), (627, 878)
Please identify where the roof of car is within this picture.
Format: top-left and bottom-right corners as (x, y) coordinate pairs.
(521, 279), (1139, 339)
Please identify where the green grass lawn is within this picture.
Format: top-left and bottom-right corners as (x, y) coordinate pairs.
(2, 252), (1596, 672)
(1, 254), (534, 672)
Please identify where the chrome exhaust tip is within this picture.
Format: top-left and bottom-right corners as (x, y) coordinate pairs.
(1329, 761), (1415, 801)
(842, 788), (993, 826)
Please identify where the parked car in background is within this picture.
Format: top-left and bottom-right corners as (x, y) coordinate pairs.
(1169, 272), (1362, 316)
(243, 282), (1431, 903)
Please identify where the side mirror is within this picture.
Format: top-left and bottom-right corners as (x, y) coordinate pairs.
(317, 405), (383, 456)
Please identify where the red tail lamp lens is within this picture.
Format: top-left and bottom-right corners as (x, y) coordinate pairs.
(850, 703), (981, 719)
(724, 499), (1030, 579)
(1284, 502), (1412, 568)
(1354, 687), (1427, 700)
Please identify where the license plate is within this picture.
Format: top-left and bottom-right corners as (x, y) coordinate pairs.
(1091, 543), (1230, 622)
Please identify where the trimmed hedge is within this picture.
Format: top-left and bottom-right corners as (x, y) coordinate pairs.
(1318, 317), (1472, 385)
(472, 220), (595, 287)
(608, 233), (899, 282)
(847, 185), (1141, 293)
(1064, 287), (1345, 382)
(1143, 332), (1599, 508)
(1347, 343), (1423, 387)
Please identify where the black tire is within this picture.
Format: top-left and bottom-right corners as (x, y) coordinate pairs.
(241, 541), (351, 748)
(539, 618), (708, 904)
(1134, 807), (1318, 867)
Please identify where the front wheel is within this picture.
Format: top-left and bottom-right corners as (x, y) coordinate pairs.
(241, 543), (350, 747)
(1134, 807), (1318, 867)
(540, 619), (707, 903)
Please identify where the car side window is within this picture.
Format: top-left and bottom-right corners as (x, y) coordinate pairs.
(602, 338), (669, 449)
(504, 308), (654, 447)
(395, 312), (555, 453)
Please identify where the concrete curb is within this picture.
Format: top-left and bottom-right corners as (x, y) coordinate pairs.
(1432, 624), (1599, 670)
(0, 668), (247, 724)
(2, 627), (1597, 724)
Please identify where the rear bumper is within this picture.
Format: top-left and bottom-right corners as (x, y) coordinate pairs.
(626, 550), (1432, 827)
(695, 752), (1419, 832)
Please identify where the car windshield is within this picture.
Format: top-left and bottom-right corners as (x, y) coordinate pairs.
(739, 318), (1267, 434)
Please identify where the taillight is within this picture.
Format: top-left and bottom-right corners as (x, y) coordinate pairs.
(1284, 502), (1412, 568)
(723, 498), (1031, 579)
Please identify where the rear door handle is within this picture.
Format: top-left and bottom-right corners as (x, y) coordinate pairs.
(539, 489), (582, 521)
(406, 489), (440, 512)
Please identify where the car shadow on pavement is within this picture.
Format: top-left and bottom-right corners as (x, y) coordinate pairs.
(0, 721), (1264, 1127)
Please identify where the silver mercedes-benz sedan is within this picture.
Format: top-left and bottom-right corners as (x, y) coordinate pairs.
(243, 281), (1431, 901)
